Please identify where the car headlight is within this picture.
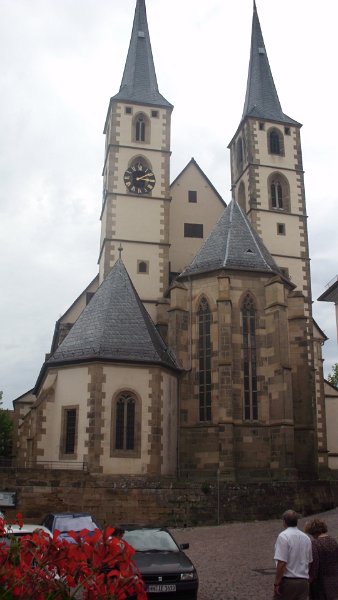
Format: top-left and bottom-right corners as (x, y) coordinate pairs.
(180, 571), (197, 581)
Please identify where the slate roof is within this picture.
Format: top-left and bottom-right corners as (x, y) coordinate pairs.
(241, 2), (300, 126)
(179, 200), (282, 278)
(45, 259), (179, 371)
(111, 0), (172, 108)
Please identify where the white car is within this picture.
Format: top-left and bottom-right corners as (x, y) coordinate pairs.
(1, 523), (52, 544)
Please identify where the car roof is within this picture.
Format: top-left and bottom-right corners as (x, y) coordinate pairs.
(119, 524), (169, 530)
(46, 512), (93, 517)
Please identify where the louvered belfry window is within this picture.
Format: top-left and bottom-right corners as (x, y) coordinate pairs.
(269, 130), (281, 154)
(242, 294), (258, 420)
(115, 393), (135, 450)
(136, 116), (146, 141)
(198, 297), (212, 422)
(271, 180), (283, 209)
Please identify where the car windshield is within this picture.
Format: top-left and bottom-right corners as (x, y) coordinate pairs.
(55, 516), (98, 533)
(123, 528), (179, 552)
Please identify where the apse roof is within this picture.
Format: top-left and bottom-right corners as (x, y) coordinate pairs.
(241, 2), (300, 126)
(179, 200), (282, 278)
(111, 0), (172, 108)
(44, 259), (179, 372)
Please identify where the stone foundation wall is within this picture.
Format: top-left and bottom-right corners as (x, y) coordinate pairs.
(0, 469), (337, 527)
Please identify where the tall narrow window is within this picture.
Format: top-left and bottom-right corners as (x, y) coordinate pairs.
(198, 297), (212, 422)
(65, 409), (77, 454)
(136, 116), (145, 142)
(271, 180), (283, 209)
(236, 137), (243, 171)
(242, 294), (258, 421)
(115, 393), (135, 450)
(269, 130), (281, 154)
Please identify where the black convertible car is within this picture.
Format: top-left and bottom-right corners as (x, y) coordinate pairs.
(121, 525), (198, 600)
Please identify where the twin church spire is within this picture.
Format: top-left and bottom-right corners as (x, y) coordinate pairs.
(115, 0), (296, 123)
(242, 1), (299, 125)
(112, 0), (172, 107)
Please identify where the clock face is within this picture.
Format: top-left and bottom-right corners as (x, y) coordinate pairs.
(124, 163), (156, 195)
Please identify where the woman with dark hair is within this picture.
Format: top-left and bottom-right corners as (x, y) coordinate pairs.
(305, 518), (338, 600)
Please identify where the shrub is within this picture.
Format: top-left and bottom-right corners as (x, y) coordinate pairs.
(0, 514), (147, 599)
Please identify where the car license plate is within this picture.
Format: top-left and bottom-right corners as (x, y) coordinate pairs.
(147, 584), (177, 593)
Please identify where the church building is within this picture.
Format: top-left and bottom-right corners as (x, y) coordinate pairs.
(13, 0), (327, 481)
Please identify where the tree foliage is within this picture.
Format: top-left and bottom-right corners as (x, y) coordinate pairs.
(327, 364), (338, 389)
(0, 391), (13, 458)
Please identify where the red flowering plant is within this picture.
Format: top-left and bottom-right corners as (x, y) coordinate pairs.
(0, 513), (147, 600)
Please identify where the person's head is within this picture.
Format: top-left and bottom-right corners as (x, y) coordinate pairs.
(304, 518), (328, 538)
(282, 509), (299, 528)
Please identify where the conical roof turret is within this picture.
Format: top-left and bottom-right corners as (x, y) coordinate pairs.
(179, 200), (283, 278)
(112, 0), (172, 108)
(39, 259), (179, 375)
(241, 2), (299, 125)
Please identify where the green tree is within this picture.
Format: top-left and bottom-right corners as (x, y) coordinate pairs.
(327, 364), (338, 389)
(0, 391), (13, 457)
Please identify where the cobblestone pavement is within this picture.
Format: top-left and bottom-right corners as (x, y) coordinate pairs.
(171, 507), (338, 600)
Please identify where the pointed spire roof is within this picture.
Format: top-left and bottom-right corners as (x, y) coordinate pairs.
(44, 259), (179, 372)
(241, 2), (299, 125)
(179, 200), (282, 278)
(111, 0), (172, 108)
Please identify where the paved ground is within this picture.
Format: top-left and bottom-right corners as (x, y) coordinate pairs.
(172, 507), (338, 600)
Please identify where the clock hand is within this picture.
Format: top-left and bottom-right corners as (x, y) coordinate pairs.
(136, 174), (154, 181)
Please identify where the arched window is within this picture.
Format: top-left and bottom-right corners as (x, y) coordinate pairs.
(115, 392), (135, 450)
(138, 260), (148, 274)
(268, 127), (284, 156)
(268, 172), (290, 212)
(136, 116), (145, 142)
(242, 294), (257, 421)
(271, 180), (283, 209)
(236, 137), (243, 172)
(197, 297), (212, 422)
(238, 181), (246, 212)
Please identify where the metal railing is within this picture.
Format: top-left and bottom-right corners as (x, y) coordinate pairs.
(0, 458), (88, 471)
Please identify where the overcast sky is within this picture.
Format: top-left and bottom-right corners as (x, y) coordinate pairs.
(0, 0), (337, 409)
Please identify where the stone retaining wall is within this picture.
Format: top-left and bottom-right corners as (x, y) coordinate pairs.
(0, 469), (337, 526)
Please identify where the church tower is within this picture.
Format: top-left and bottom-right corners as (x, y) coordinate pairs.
(99, 0), (173, 320)
(228, 2), (312, 310)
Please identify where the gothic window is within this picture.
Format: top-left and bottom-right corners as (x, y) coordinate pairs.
(198, 297), (212, 422)
(65, 409), (76, 453)
(136, 116), (145, 141)
(115, 392), (136, 451)
(268, 173), (290, 212)
(271, 180), (283, 209)
(60, 406), (78, 458)
(268, 127), (284, 156)
(236, 137), (243, 172)
(242, 294), (258, 421)
(238, 181), (246, 212)
(132, 112), (150, 143)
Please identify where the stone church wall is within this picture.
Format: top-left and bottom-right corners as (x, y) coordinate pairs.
(1, 469), (338, 527)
